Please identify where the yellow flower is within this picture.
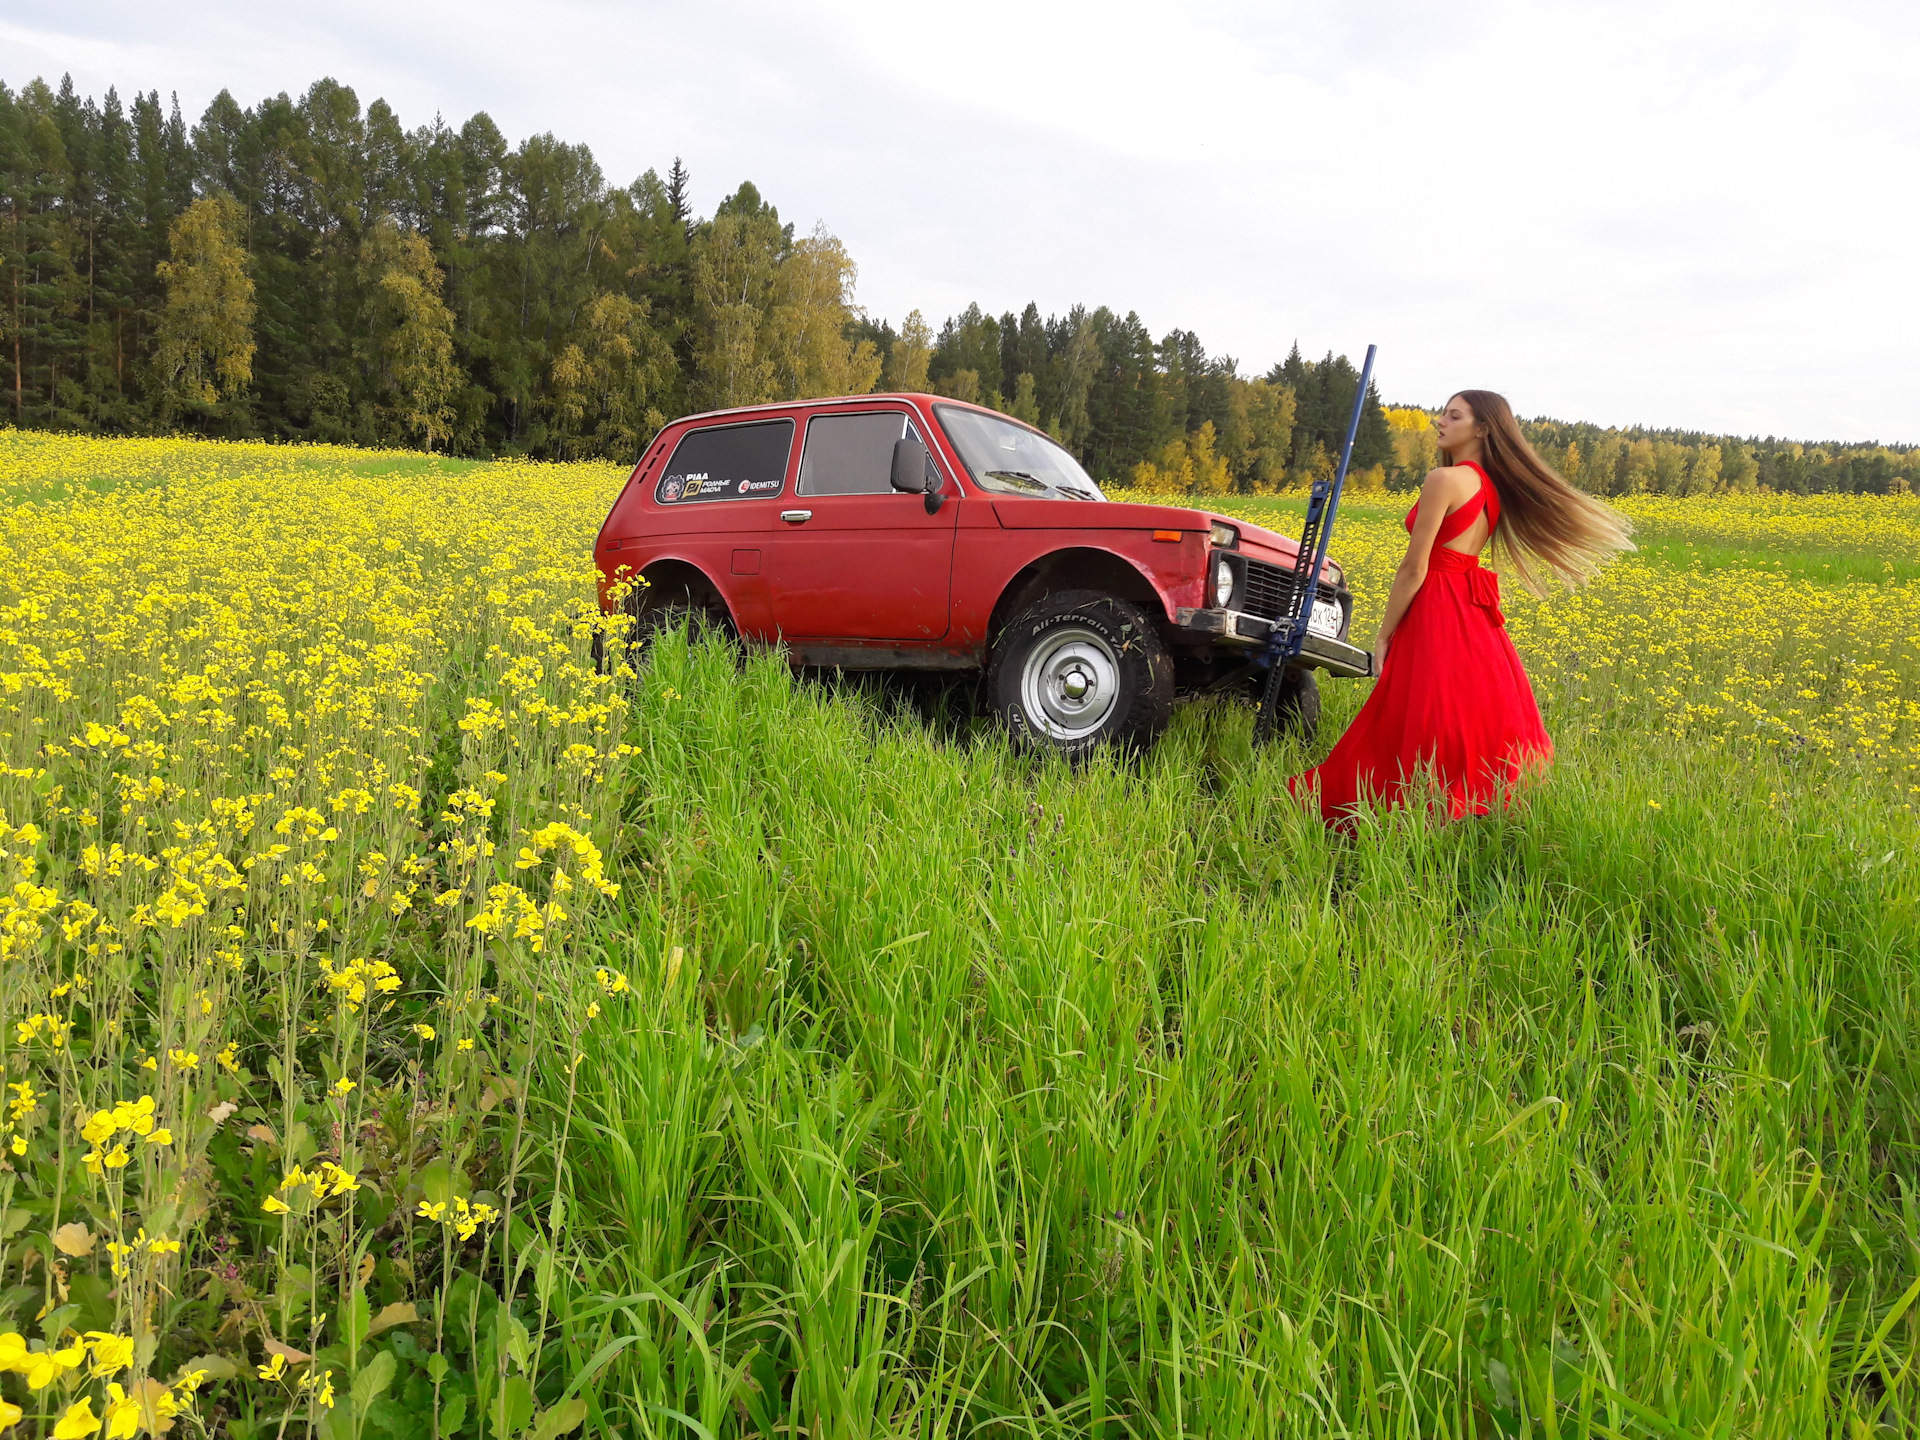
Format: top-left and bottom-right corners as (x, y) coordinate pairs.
(411, 1023), (435, 1041)
(261, 1194), (291, 1215)
(217, 1042), (240, 1072)
(586, 1000), (600, 1019)
(318, 1161), (360, 1194)
(51, 1394), (101, 1439)
(10, 1135), (26, 1156)
(7, 1080), (37, 1117)
(25, 1335), (87, 1389)
(86, 1331), (136, 1376)
(80, 1110), (116, 1145)
(315, 1369), (336, 1408)
(103, 1384), (140, 1439)
(258, 1350), (290, 1382)
(329, 1076), (356, 1098)
(416, 1200), (447, 1222)
(457, 1038), (475, 1052)
(0, 1399), (20, 1429)
(139, 1056), (157, 1071)
(167, 1047), (199, 1070)
(451, 1196), (502, 1242)
(147, 1234), (182, 1256)
(0, 1331), (26, 1368)
(279, 1165), (308, 1191)
(102, 1143), (130, 1169)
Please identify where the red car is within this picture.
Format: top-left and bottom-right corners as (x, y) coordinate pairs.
(594, 393), (1371, 755)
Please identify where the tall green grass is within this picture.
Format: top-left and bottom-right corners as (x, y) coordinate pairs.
(531, 636), (1919, 1436)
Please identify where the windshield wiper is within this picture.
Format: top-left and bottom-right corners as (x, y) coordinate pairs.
(983, 469), (1048, 491)
(984, 469), (1101, 500)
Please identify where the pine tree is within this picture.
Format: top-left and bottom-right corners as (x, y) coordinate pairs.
(665, 157), (691, 233)
(929, 304), (1002, 408)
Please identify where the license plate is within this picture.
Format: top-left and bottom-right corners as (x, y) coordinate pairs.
(1308, 599), (1344, 639)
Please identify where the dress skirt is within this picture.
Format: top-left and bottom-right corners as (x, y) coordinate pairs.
(1289, 548), (1551, 824)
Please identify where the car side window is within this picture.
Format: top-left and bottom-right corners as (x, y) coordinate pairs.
(655, 420), (793, 504)
(797, 411), (925, 497)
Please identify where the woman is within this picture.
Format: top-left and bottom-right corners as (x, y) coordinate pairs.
(1290, 389), (1631, 825)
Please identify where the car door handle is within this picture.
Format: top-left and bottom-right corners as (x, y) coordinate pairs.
(780, 509), (812, 524)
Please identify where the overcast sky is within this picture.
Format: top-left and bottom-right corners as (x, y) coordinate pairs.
(7, 0), (1917, 442)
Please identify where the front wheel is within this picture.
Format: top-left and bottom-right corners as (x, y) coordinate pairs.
(987, 590), (1173, 759)
(1253, 665), (1321, 744)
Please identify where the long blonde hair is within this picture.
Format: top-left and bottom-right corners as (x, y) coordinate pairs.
(1444, 389), (1633, 596)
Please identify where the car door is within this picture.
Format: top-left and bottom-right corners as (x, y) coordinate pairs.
(634, 418), (796, 639)
(767, 408), (958, 641)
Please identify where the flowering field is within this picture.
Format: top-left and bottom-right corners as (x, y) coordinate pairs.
(0, 434), (637, 1437)
(1, 433), (1916, 1438)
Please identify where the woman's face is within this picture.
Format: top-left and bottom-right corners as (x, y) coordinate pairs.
(1435, 394), (1485, 452)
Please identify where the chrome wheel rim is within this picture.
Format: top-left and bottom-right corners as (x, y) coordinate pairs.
(1020, 625), (1121, 741)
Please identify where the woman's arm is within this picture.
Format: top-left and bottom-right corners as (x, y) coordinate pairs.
(1374, 466), (1474, 668)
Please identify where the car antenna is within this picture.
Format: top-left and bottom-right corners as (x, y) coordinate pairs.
(1251, 342), (1377, 747)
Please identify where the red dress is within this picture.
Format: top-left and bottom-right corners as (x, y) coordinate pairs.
(1289, 462), (1552, 824)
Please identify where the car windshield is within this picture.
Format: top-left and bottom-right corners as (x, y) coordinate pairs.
(935, 406), (1107, 501)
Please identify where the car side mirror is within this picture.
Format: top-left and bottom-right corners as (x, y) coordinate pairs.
(891, 434), (932, 494)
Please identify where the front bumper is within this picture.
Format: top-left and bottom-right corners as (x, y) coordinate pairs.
(1174, 607), (1375, 679)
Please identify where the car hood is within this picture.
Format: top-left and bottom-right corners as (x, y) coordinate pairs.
(988, 499), (1345, 588)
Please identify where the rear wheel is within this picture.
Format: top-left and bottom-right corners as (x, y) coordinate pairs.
(617, 593), (739, 672)
(988, 590), (1173, 759)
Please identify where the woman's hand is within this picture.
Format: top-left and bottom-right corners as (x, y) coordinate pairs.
(1374, 631), (1389, 672)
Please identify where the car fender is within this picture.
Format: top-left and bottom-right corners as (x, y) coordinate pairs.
(964, 538), (1202, 653)
(599, 551), (748, 630)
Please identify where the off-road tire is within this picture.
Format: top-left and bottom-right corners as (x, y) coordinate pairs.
(1257, 665), (1321, 743)
(618, 596), (739, 672)
(987, 590), (1174, 759)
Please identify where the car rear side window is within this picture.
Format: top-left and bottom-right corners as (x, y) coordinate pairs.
(655, 420), (794, 504)
(797, 411), (922, 497)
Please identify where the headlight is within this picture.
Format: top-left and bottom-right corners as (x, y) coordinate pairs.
(1209, 522), (1238, 549)
(1212, 555), (1235, 608)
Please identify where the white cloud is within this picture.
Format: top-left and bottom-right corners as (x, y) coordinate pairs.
(7, 0), (1917, 439)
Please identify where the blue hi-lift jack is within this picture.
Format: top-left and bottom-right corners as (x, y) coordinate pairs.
(1251, 342), (1378, 747)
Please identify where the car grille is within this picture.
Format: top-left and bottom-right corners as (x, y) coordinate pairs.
(1241, 557), (1339, 622)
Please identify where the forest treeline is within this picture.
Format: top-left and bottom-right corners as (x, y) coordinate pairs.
(4, 73), (1914, 496)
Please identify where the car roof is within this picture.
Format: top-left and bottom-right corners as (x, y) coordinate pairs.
(669, 393), (1043, 436)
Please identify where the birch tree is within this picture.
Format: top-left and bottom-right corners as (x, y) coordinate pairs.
(153, 193), (254, 408)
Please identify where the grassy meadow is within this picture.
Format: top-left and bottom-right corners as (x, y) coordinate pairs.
(0, 431), (1915, 1438)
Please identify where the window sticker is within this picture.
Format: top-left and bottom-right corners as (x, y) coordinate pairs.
(655, 419), (794, 504)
